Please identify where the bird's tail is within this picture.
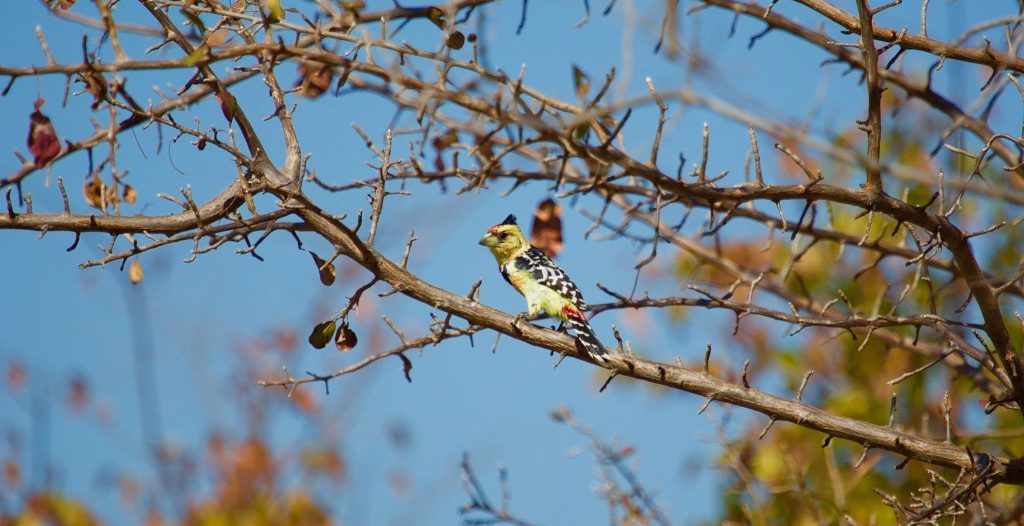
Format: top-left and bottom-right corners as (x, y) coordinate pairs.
(565, 316), (609, 364)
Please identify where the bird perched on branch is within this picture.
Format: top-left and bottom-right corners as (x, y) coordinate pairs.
(478, 214), (609, 365)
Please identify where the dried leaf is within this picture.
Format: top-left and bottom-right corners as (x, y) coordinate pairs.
(301, 447), (346, 482)
(290, 388), (318, 414)
(309, 251), (336, 286)
(446, 31), (465, 50)
(6, 362), (26, 392)
(117, 475), (139, 508)
(273, 328), (298, 351)
(334, 323), (358, 352)
(68, 375), (89, 413)
(47, 0), (75, 9)
(215, 90), (239, 123)
(474, 133), (496, 164)
(432, 129), (458, 151)
(399, 353), (412, 382)
(308, 320), (336, 349)
(571, 64), (590, 100)
(77, 71), (108, 110)
(530, 198), (564, 257)
(129, 259), (144, 284)
(3, 460), (20, 489)
(123, 184), (137, 205)
(426, 6), (445, 29)
(27, 99), (61, 167)
(83, 176), (104, 209)
(206, 28), (230, 47)
(297, 61), (333, 98)
(341, 0), (365, 11)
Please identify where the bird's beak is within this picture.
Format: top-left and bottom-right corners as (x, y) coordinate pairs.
(478, 234), (497, 247)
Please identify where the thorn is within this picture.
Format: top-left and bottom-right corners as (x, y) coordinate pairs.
(697, 395), (715, 415)
(599, 371), (618, 392)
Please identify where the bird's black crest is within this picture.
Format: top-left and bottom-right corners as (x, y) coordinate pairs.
(501, 214), (518, 225)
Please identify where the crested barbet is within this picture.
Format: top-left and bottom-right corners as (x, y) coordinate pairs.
(478, 214), (609, 364)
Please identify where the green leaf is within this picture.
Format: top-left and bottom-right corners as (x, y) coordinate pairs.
(571, 64), (590, 100)
(183, 45), (210, 67)
(426, 7), (446, 29)
(181, 8), (207, 34)
(308, 320), (336, 349)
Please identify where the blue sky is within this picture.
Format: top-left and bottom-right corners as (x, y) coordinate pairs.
(0, 0), (1017, 524)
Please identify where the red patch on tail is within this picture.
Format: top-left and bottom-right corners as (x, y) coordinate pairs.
(562, 305), (585, 320)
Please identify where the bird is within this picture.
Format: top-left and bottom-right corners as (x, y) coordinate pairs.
(478, 213), (609, 365)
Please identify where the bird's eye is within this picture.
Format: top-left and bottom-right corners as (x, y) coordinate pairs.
(498, 232), (508, 240)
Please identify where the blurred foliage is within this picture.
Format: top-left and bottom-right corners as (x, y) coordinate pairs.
(0, 326), (353, 525)
(672, 102), (1024, 525)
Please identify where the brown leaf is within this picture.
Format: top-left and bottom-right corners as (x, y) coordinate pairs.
(6, 362), (26, 393)
(290, 388), (319, 414)
(571, 64), (590, 100)
(206, 28), (230, 47)
(77, 71), (107, 110)
(530, 198), (564, 257)
(3, 460), (20, 489)
(474, 133), (496, 164)
(273, 328), (298, 351)
(215, 90), (239, 123)
(399, 353), (412, 382)
(47, 0), (75, 9)
(432, 129), (458, 151)
(446, 31), (465, 50)
(297, 61), (333, 98)
(334, 324), (357, 352)
(68, 375), (89, 413)
(123, 184), (137, 205)
(129, 259), (144, 284)
(389, 470), (411, 496)
(27, 99), (61, 167)
(83, 176), (104, 209)
(309, 251), (336, 286)
(117, 474), (139, 508)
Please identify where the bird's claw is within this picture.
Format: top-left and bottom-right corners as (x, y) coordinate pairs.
(511, 313), (528, 333)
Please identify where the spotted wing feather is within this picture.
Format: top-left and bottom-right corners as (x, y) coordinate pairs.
(513, 247), (588, 309)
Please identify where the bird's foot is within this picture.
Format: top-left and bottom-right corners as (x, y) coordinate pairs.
(511, 313), (529, 334)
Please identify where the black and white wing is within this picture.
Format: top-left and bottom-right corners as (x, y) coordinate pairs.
(513, 246), (589, 309)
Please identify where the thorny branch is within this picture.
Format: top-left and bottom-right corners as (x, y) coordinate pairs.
(7, 0), (1024, 521)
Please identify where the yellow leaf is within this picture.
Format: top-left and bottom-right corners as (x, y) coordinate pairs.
(129, 260), (143, 284)
(264, 0), (284, 22)
(123, 184), (137, 205)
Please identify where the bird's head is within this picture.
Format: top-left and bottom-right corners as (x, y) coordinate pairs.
(479, 214), (527, 263)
